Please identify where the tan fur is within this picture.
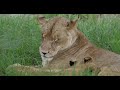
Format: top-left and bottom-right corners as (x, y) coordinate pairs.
(39, 16), (120, 76)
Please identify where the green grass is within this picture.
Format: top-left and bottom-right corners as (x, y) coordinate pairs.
(0, 15), (42, 75)
(0, 14), (120, 76)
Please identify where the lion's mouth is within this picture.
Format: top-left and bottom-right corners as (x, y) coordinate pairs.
(43, 55), (54, 58)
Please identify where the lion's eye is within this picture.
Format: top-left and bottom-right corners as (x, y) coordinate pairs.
(66, 22), (70, 27)
(54, 38), (59, 42)
(42, 33), (46, 37)
(54, 39), (58, 41)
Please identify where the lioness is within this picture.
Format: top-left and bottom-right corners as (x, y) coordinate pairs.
(6, 16), (120, 76)
(39, 16), (120, 76)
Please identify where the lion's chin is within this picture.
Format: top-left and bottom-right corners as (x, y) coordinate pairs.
(43, 56), (54, 58)
(41, 54), (54, 60)
(41, 56), (54, 65)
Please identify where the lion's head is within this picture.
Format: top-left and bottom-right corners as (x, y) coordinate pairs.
(38, 16), (79, 65)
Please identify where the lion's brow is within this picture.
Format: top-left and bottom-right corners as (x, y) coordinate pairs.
(50, 22), (56, 32)
(50, 18), (60, 32)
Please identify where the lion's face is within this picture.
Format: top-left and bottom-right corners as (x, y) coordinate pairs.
(38, 16), (78, 61)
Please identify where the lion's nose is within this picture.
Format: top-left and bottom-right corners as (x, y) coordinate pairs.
(42, 51), (49, 55)
(42, 52), (47, 55)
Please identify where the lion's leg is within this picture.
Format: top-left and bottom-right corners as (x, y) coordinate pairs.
(5, 64), (64, 76)
(5, 63), (83, 76)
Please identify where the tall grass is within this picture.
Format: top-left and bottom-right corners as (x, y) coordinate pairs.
(0, 14), (120, 76)
(0, 15), (41, 75)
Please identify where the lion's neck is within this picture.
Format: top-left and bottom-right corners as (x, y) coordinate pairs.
(54, 31), (91, 58)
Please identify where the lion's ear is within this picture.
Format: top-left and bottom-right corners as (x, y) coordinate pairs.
(38, 15), (47, 26)
(70, 20), (78, 27)
(67, 16), (80, 30)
